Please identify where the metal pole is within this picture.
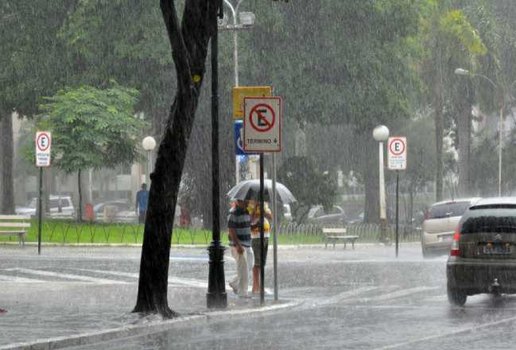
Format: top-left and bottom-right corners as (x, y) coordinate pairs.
(207, 0), (227, 309)
(499, 105), (503, 197)
(272, 153), (278, 301)
(259, 153), (265, 305)
(37, 167), (43, 255)
(395, 171), (399, 258)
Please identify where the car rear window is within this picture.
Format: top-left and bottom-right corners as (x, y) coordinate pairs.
(428, 201), (471, 219)
(461, 205), (516, 234)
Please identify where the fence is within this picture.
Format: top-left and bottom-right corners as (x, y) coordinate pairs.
(0, 219), (421, 245)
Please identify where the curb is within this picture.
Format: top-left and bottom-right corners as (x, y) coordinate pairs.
(0, 301), (301, 350)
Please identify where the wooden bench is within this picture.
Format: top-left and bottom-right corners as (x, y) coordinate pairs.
(0, 215), (31, 246)
(322, 228), (358, 249)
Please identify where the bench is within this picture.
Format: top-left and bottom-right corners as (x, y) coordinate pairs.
(322, 228), (359, 249)
(0, 215), (31, 246)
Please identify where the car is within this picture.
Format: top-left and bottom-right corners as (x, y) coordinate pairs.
(15, 195), (75, 218)
(307, 205), (346, 226)
(421, 197), (481, 258)
(93, 199), (137, 223)
(446, 197), (516, 306)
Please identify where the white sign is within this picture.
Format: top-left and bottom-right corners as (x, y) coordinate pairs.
(243, 97), (282, 152)
(35, 131), (52, 167)
(388, 136), (407, 170)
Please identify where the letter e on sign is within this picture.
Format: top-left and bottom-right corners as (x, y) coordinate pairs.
(388, 137), (407, 170)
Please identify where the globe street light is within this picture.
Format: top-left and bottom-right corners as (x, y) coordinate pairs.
(373, 125), (389, 243)
(454, 68), (506, 196)
(142, 136), (156, 185)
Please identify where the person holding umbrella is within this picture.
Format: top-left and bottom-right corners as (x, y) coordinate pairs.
(248, 200), (272, 295)
(227, 199), (253, 298)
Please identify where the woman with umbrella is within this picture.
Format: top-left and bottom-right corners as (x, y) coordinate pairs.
(248, 200), (273, 295)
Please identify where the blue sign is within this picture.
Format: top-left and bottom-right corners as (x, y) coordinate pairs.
(234, 120), (256, 156)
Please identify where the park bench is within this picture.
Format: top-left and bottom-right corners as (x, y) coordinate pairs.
(322, 227), (359, 249)
(0, 215), (31, 246)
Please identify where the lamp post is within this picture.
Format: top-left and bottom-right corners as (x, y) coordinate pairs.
(373, 125), (389, 243)
(207, 0), (227, 309)
(141, 136), (156, 185)
(454, 68), (511, 197)
(219, 0), (255, 183)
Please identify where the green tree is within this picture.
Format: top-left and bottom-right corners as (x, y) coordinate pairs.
(38, 83), (145, 220)
(277, 156), (337, 223)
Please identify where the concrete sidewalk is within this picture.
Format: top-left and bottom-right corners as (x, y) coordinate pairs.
(0, 279), (297, 350)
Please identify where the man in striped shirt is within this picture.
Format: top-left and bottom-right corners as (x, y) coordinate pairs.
(227, 199), (253, 298)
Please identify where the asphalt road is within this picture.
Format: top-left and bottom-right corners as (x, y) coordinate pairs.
(2, 244), (516, 349)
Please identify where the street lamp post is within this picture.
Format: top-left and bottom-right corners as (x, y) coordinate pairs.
(142, 136), (156, 185)
(454, 68), (506, 196)
(373, 125), (389, 243)
(220, 0), (255, 184)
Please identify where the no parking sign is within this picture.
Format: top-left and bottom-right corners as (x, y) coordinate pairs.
(388, 137), (407, 170)
(35, 131), (52, 167)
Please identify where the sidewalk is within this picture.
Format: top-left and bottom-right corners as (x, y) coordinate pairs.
(0, 279), (297, 350)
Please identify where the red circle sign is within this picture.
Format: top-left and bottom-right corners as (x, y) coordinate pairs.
(36, 132), (51, 152)
(249, 103), (275, 132)
(389, 138), (405, 156)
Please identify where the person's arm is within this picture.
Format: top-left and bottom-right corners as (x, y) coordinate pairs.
(228, 227), (243, 254)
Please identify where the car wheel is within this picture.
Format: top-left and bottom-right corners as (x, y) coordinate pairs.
(447, 286), (467, 306)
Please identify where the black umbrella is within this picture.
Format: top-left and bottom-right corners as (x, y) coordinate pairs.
(227, 179), (296, 204)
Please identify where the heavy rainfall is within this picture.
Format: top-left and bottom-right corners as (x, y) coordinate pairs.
(2, 0), (516, 349)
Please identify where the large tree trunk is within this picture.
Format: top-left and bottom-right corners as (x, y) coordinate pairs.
(0, 112), (15, 214)
(133, 0), (216, 318)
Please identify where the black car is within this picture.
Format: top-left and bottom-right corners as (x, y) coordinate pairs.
(447, 197), (516, 306)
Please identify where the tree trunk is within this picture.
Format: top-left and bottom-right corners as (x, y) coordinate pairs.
(0, 112), (15, 214)
(133, 0), (216, 318)
(77, 170), (83, 222)
(364, 136), (379, 223)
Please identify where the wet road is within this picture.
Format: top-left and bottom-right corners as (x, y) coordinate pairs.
(2, 244), (516, 349)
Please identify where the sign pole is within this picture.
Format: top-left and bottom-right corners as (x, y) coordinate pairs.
(259, 153), (265, 305)
(272, 153), (278, 301)
(395, 170), (399, 258)
(37, 167), (43, 255)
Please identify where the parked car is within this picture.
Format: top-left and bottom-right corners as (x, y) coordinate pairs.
(307, 205), (346, 226)
(421, 197), (480, 258)
(447, 197), (516, 306)
(93, 199), (137, 223)
(15, 195), (75, 218)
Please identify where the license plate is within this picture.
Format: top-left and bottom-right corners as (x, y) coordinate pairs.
(482, 243), (511, 255)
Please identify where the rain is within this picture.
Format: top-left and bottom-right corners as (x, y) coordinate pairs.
(3, 0), (516, 349)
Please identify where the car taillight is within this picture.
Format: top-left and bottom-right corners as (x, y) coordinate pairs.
(450, 226), (461, 257)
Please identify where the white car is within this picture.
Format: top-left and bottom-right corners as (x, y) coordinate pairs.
(421, 197), (481, 258)
(16, 195), (75, 218)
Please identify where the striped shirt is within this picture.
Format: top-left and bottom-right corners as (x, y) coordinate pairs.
(227, 206), (251, 247)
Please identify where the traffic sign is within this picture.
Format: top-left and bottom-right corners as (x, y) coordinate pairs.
(388, 136), (407, 170)
(35, 131), (52, 167)
(232, 86), (272, 119)
(243, 97), (282, 153)
(234, 120), (257, 156)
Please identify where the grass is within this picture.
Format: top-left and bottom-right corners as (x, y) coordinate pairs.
(0, 219), (328, 246)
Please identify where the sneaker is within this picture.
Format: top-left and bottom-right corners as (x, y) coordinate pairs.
(229, 281), (238, 295)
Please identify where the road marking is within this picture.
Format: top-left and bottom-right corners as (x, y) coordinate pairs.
(354, 286), (440, 303)
(0, 274), (46, 283)
(5, 268), (127, 284)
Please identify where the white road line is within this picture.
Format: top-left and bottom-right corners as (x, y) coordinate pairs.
(4, 268), (127, 284)
(0, 274), (46, 283)
(350, 286), (440, 303)
(305, 286), (380, 308)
